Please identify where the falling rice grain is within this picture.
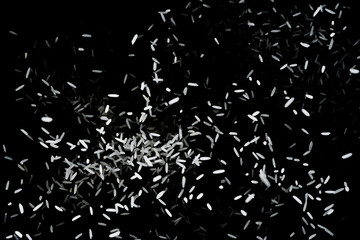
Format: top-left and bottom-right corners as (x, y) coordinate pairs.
(301, 108), (310, 117)
(41, 116), (53, 123)
(165, 208), (172, 217)
(168, 97), (180, 105)
(292, 195), (302, 205)
(341, 153), (352, 159)
(284, 97), (295, 108)
(213, 169), (225, 174)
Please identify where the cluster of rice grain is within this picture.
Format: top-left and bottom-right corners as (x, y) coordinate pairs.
(2, 0), (358, 239)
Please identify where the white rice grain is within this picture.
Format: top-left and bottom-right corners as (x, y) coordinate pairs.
(156, 190), (166, 199)
(41, 116), (53, 123)
(301, 108), (310, 117)
(67, 81), (77, 89)
(89, 229), (93, 239)
(196, 174), (204, 181)
(15, 84), (25, 92)
(72, 215), (81, 221)
(309, 233), (316, 240)
(321, 65), (326, 73)
(284, 97), (295, 108)
(33, 202), (43, 212)
(292, 195), (302, 205)
(321, 132), (330, 136)
(168, 97), (180, 105)
(259, 169), (271, 187)
(108, 94), (119, 98)
(317, 224), (334, 236)
(188, 82), (199, 87)
(165, 208), (172, 217)
(300, 42), (310, 48)
(55, 205), (63, 212)
(234, 195), (242, 201)
(19, 203), (24, 214)
(241, 210), (247, 216)
(109, 231), (120, 238)
(243, 220), (250, 230)
(350, 68), (360, 74)
(75, 233), (83, 239)
(341, 153), (352, 159)
(227, 233), (237, 239)
(196, 193), (204, 200)
(153, 175), (162, 182)
(213, 169), (225, 174)
(350, 68), (359, 74)
(15, 231), (23, 238)
(131, 34), (138, 45)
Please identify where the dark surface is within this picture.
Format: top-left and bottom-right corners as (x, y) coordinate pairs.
(2, 1), (359, 239)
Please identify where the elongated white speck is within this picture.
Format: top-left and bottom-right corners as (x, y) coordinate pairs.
(213, 169), (225, 174)
(75, 233), (83, 239)
(15, 84), (25, 91)
(342, 153), (352, 159)
(20, 129), (29, 136)
(188, 82), (199, 87)
(196, 174), (204, 180)
(300, 42), (310, 48)
(259, 169), (271, 187)
(241, 209), (247, 216)
(19, 203), (24, 214)
(108, 94), (119, 98)
(131, 34), (138, 45)
(15, 231), (23, 238)
(196, 193), (204, 200)
(72, 215), (81, 221)
(350, 68), (359, 74)
(309, 233), (316, 240)
(165, 208), (172, 217)
(317, 224), (334, 236)
(284, 97), (295, 108)
(25, 68), (31, 79)
(301, 108), (310, 117)
(258, 54), (263, 63)
(33, 202), (43, 211)
(206, 203), (212, 210)
(321, 65), (326, 73)
(89, 229), (93, 239)
(293, 195), (302, 205)
(67, 81), (77, 89)
(41, 116), (53, 123)
(304, 60), (309, 70)
(153, 175), (162, 182)
(313, 6), (322, 17)
(156, 190), (166, 199)
(109, 230), (120, 238)
(168, 97), (180, 105)
(55, 205), (63, 212)
(234, 195), (242, 200)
